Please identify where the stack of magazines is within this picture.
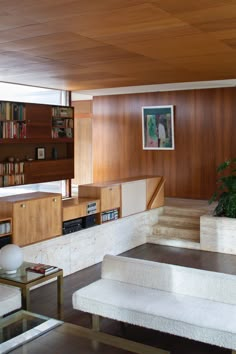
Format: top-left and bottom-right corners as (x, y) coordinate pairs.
(26, 264), (59, 275)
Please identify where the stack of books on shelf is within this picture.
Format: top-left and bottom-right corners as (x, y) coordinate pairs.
(0, 121), (27, 139)
(52, 127), (73, 138)
(26, 264), (59, 275)
(0, 222), (11, 235)
(52, 106), (73, 118)
(0, 174), (24, 187)
(101, 209), (119, 223)
(0, 162), (24, 175)
(0, 102), (25, 121)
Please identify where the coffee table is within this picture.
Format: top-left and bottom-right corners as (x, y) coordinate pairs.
(0, 310), (169, 354)
(0, 310), (62, 354)
(0, 262), (63, 319)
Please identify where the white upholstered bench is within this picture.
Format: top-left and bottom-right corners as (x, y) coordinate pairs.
(73, 254), (236, 353)
(0, 284), (21, 317)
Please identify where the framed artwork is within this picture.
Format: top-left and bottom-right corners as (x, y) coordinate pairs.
(36, 147), (46, 160)
(142, 105), (175, 150)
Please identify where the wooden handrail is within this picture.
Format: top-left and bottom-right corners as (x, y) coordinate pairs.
(147, 176), (166, 210)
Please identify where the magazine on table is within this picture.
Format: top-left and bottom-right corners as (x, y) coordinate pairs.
(26, 263), (59, 275)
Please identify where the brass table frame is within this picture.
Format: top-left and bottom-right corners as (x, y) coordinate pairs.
(0, 262), (63, 319)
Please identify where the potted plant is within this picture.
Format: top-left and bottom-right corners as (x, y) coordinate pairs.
(200, 158), (236, 255)
(209, 158), (236, 218)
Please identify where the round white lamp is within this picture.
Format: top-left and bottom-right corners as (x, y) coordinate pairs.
(0, 244), (23, 274)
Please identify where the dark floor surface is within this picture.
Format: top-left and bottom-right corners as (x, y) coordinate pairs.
(29, 244), (236, 354)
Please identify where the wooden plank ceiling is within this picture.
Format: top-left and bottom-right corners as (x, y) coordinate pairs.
(0, 0), (236, 91)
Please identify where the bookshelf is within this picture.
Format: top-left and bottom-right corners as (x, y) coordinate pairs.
(52, 106), (73, 139)
(0, 161), (24, 187)
(0, 101), (74, 187)
(0, 102), (26, 139)
(0, 217), (12, 248)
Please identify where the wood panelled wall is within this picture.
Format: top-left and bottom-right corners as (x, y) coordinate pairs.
(72, 100), (93, 185)
(92, 88), (236, 199)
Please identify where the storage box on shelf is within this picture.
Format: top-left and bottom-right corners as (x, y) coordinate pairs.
(0, 217), (12, 248)
(0, 192), (62, 246)
(0, 101), (74, 186)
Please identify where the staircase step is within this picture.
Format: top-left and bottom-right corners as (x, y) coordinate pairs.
(153, 224), (200, 241)
(163, 206), (206, 217)
(147, 235), (200, 250)
(159, 214), (200, 227)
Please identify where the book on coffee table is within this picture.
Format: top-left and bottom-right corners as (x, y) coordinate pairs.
(26, 264), (59, 275)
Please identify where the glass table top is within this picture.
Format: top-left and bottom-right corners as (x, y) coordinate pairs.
(0, 310), (62, 353)
(0, 262), (61, 284)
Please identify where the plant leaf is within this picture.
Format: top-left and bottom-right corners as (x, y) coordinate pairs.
(216, 160), (231, 173)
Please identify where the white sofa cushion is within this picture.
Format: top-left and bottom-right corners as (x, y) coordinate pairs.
(73, 278), (236, 350)
(0, 284), (21, 316)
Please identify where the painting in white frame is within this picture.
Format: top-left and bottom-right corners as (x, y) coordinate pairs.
(142, 105), (175, 150)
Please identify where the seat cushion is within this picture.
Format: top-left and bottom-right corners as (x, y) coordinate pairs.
(0, 284), (21, 316)
(72, 279), (236, 350)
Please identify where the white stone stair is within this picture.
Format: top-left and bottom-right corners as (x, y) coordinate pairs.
(158, 214), (200, 228)
(147, 205), (204, 250)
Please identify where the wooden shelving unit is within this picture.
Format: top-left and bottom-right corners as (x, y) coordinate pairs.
(0, 100), (74, 186)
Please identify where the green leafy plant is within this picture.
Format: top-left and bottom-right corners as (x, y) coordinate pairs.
(209, 158), (236, 218)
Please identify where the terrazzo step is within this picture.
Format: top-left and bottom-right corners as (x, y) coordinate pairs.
(163, 206), (206, 217)
(153, 224), (200, 241)
(147, 235), (201, 250)
(158, 214), (200, 228)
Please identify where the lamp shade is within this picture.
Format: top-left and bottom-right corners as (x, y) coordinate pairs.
(0, 244), (23, 274)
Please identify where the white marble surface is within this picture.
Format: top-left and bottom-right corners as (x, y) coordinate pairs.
(22, 208), (162, 276)
(200, 214), (236, 255)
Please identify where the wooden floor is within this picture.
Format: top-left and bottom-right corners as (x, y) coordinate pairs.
(28, 244), (236, 354)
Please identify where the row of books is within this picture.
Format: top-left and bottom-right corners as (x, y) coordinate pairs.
(0, 222), (11, 235)
(52, 107), (73, 118)
(0, 174), (24, 187)
(26, 263), (59, 275)
(52, 118), (74, 128)
(52, 127), (73, 138)
(101, 209), (119, 223)
(0, 162), (24, 175)
(0, 102), (26, 121)
(0, 121), (27, 139)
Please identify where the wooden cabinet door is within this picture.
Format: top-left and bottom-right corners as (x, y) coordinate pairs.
(100, 186), (120, 211)
(26, 103), (51, 139)
(12, 196), (62, 246)
(46, 195), (62, 237)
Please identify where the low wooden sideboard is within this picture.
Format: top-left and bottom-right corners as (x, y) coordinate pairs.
(0, 192), (62, 246)
(0, 175), (165, 247)
(63, 175), (165, 225)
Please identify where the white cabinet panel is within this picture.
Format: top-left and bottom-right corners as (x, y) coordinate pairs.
(121, 180), (146, 217)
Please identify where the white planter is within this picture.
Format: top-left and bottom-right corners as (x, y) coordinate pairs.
(200, 214), (236, 255)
